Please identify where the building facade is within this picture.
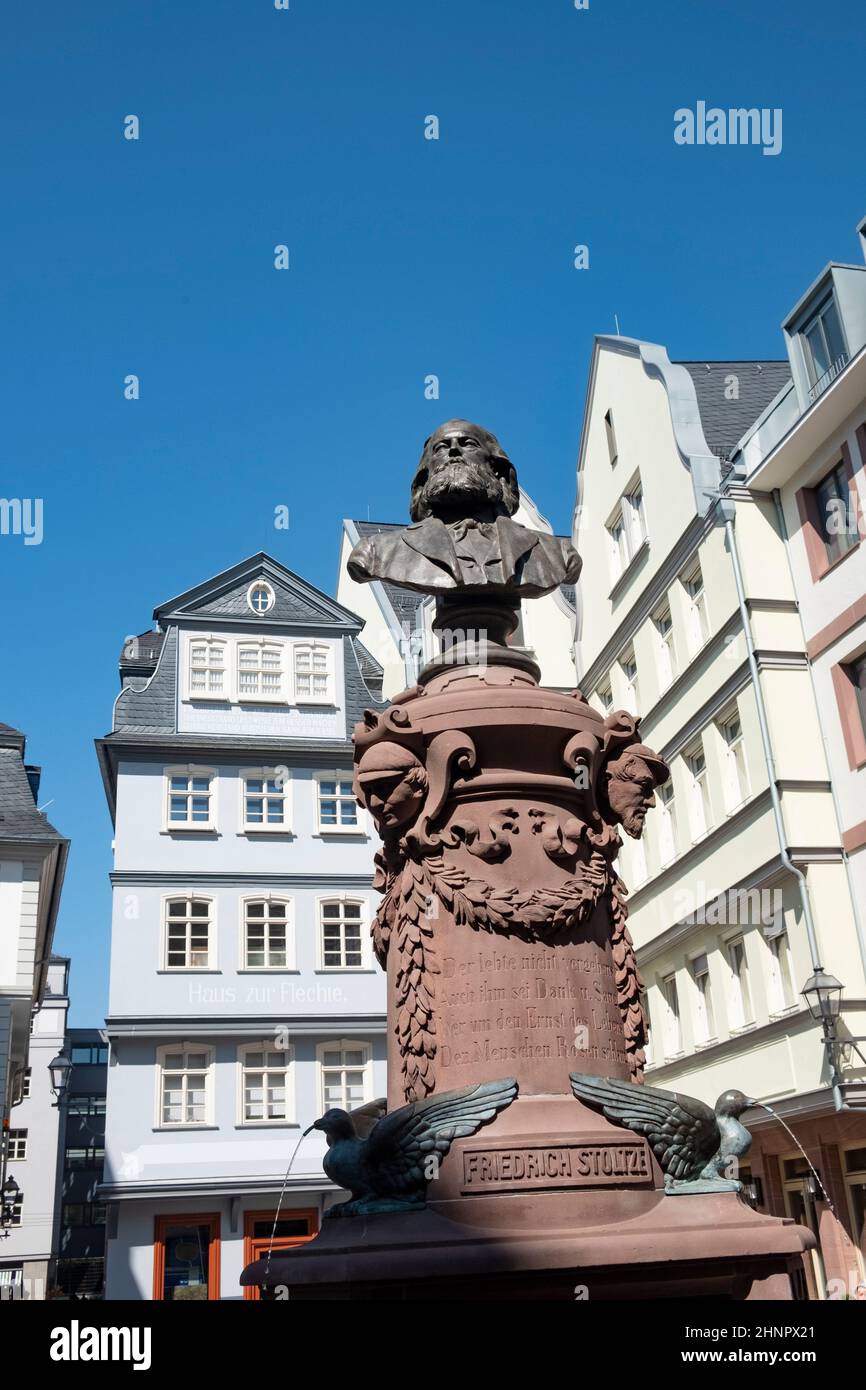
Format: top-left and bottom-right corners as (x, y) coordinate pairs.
(572, 227), (866, 1299)
(0, 957), (68, 1300)
(96, 553), (387, 1300)
(55, 1027), (108, 1298)
(338, 489), (577, 698)
(0, 722), (68, 1300)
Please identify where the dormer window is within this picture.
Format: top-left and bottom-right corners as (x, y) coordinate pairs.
(247, 581), (275, 615)
(237, 642), (285, 700)
(294, 643), (333, 703)
(801, 295), (848, 400)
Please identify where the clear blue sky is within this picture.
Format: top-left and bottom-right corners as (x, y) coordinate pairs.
(1, 0), (863, 1024)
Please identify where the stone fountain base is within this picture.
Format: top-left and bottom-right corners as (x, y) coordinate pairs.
(241, 1095), (813, 1300)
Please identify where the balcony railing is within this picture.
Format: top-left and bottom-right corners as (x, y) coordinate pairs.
(808, 352), (849, 402)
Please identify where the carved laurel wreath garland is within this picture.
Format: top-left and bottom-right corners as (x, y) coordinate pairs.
(372, 835), (646, 1103)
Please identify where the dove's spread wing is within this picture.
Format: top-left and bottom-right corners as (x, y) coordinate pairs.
(362, 1078), (518, 1196)
(348, 1097), (387, 1141)
(569, 1073), (719, 1181)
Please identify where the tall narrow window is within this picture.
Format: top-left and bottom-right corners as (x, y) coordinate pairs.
(718, 710), (748, 812)
(684, 742), (711, 840)
(641, 991), (653, 1067)
(317, 776), (359, 831)
(597, 681), (613, 715)
(606, 482), (646, 583)
(653, 604), (676, 690)
(166, 769), (214, 829)
(320, 900), (364, 968)
(656, 780), (677, 867)
(766, 929), (795, 1013)
(660, 973), (681, 1057)
(239, 1043), (292, 1124)
(237, 643), (284, 700)
(243, 899), (290, 969)
(727, 936), (753, 1028)
(294, 644), (332, 702)
(801, 295), (848, 398)
(814, 460), (857, 567)
(318, 1041), (370, 1110)
(681, 561), (709, 656)
(691, 954), (716, 1043)
(621, 648), (639, 710)
(188, 639), (226, 698)
(158, 1046), (213, 1126)
(164, 897), (212, 969)
(604, 409), (618, 466)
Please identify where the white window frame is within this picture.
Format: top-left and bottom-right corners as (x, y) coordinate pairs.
(652, 603), (676, 691)
(155, 1043), (215, 1129)
(681, 560), (709, 657)
(164, 765), (217, 832)
(690, 953), (716, 1045)
(292, 642), (334, 705)
(240, 767), (291, 833)
(315, 772), (365, 835)
(237, 1040), (295, 1127)
(318, 895), (368, 970)
(718, 708), (749, 814)
(620, 648), (639, 711)
(236, 639), (287, 703)
(316, 1038), (372, 1113)
(185, 635), (228, 701)
(765, 927), (796, 1014)
(684, 741), (712, 841)
(660, 972), (682, 1058)
(161, 894), (216, 971)
(247, 579), (276, 615)
(5, 1129), (27, 1161)
(726, 935), (754, 1029)
(239, 894), (295, 971)
(656, 779), (677, 867)
(597, 680), (613, 715)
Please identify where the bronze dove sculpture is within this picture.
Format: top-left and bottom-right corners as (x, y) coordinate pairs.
(569, 1072), (754, 1194)
(307, 1077), (518, 1217)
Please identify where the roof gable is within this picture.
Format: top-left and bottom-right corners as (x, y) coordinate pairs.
(154, 553), (362, 631)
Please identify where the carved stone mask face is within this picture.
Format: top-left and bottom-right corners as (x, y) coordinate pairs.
(361, 770), (426, 830)
(605, 755), (658, 838)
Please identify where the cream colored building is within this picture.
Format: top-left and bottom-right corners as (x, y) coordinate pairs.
(337, 490), (577, 699)
(573, 252), (866, 1296)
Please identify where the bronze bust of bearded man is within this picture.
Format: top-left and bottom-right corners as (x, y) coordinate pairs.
(347, 420), (582, 598)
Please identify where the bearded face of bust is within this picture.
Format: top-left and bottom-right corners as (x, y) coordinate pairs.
(410, 420), (519, 524)
(605, 754), (661, 838)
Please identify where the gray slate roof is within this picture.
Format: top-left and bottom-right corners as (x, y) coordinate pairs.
(0, 743), (63, 842)
(114, 627), (178, 733)
(678, 361), (792, 462)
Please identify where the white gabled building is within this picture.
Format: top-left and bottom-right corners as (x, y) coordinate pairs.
(0, 724), (69, 1300)
(572, 283), (866, 1297)
(96, 554), (388, 1301)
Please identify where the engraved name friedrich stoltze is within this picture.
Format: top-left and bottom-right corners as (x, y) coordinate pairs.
(462, 1141), (652, 1193)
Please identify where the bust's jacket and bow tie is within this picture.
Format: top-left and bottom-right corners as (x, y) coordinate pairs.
(347, 515), (581, 598)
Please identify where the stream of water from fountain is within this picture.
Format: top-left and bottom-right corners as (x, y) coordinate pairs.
(264, 1129), (311, 1282)
(752, 1101), (836, 1214)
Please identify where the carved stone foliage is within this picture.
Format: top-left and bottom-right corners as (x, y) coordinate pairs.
(355, 702), (667, 1102)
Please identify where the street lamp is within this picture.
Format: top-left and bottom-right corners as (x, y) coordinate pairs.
(1, 1175), (20, 1228)
(801, 970), (843, 1024)
(48, 1051), (73, 1106)
(802, 969), (847, 1107)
